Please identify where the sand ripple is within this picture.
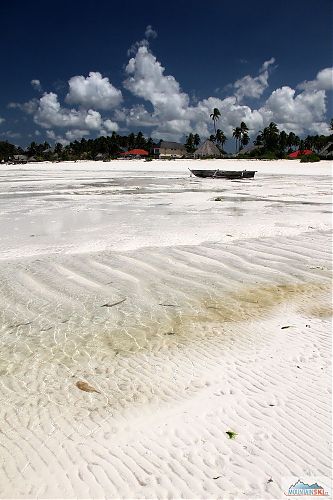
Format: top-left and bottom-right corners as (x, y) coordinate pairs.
(0, 231), (331, 498)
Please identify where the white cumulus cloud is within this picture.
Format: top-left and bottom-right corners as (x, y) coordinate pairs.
(46, 129), (69, 145)
(259, 85), (329, 135)
(234, 58), (275, 101)
(298, 67), (333, 91)
(8, 99), (39, 114)
(121, 45), (267, 140)
(66, 71), (122, 110)
(123, 46), (331, 140)
(34, 92), (103, 130)
(103, 119), (119, 132)
(124, 46), (189, 121)
(65, 129), (90, 141)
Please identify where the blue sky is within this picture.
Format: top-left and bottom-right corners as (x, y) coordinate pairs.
(1, 0), (332, 148)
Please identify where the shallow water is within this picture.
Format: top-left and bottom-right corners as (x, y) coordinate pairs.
(0, 168), (331, 259)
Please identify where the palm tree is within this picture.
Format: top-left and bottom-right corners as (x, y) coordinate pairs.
(254, 133), (263, 146)
(260, 122), (280, 151)
(239, 121), (249, 150)
(304, 135), (314, 150)
(27, 141), (38, 157)
(232, 127), (242, 153)
(268, 122), (279, 135)
(193, 134), (201, 147)
(287, 132), (296, 150)
(241, 133), (250, 149)
(210, 108), (221, 134)
(240, 121), (249, 135)
(279, 130), (288, 152)
(185, 133), (195, 153)
(299, 139), (305, 155)
(215, 129), (227, 152)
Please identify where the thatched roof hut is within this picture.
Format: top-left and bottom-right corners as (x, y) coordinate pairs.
(195, 140), (221, 157)
(319, 142), (333, 157)
(237, 144), (263, 156)
(12, 155), (28, 164)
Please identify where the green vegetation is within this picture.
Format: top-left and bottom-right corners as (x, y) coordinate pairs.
(233, 122), (249, 153)
(300, 153), (320, 162)
(0, 131), (156, 163)
(226, 430), (238, 439)
(247, 121), (333, 160)
(185, 132), (201, 153)
(215, 129), (227, 152)
(207, 110), (228, 153)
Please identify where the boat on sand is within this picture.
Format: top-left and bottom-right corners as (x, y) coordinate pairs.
(189, 169), (256, 179)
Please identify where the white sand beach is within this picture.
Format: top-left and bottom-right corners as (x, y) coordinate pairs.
(0, 159), (331, 499)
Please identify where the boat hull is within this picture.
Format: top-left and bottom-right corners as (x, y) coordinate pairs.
(189, 169), (256, 179)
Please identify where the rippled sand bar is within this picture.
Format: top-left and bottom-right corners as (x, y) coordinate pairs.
(0, 159), (331, 498)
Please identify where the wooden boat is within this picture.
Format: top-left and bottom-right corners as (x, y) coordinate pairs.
(189, 169), (256, 179)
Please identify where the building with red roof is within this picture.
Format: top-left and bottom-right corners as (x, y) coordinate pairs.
(288, 149), (313, 158)
(121, 149), (149, 157)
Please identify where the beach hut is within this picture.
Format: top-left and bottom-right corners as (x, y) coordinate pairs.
(288, 149), (313, 158)
(95, 153), (109, 161)
(11, 154), (28, 164)
(319, 142), (333, 157)
(237, 144), (263, 156)
(194, 139), (221, 157)
(156, 141), (186, 158)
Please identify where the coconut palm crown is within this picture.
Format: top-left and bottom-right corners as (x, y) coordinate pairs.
(210, 108), (221, 134)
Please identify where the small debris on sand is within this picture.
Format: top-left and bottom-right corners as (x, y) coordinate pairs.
(101, 298), (126, 308)
(76, 381), (101, 393)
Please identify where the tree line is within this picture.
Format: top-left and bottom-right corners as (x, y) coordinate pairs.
(0, 132), (156, 162)
(0, 114), (332, 162)
(202, 108), (333, 158)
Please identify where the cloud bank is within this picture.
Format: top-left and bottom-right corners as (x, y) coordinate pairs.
(5, 33), (332, 144)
